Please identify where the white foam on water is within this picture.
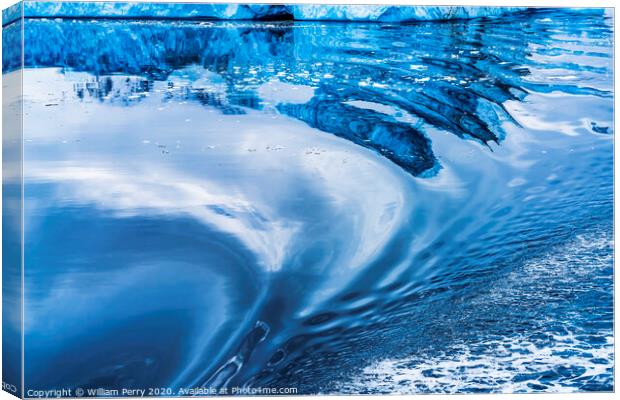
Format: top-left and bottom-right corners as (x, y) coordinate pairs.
(340, 231), (613, 394)
(341, 333), (613, 394)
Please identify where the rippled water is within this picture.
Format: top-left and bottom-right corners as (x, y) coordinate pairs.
(8, 8), (613, 394)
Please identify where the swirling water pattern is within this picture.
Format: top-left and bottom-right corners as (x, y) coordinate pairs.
(9, 8), (613, 394)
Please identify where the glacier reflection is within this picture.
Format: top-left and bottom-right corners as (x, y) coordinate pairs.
(13, 7), (614, 395)
(10, 9), (611, 176)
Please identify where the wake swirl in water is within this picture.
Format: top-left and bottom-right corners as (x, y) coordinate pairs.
(8, 7), (613, 394)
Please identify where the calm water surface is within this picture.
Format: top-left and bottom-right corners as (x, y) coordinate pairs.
(9, 8), (614, 394)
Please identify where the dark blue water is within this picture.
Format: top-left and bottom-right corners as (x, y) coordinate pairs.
(8, 8), (613, 395)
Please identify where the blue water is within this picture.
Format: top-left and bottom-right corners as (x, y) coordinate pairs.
(9, 8), (614, 395)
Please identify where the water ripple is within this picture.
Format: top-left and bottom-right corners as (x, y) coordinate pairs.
(8, 7), (613, 395)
